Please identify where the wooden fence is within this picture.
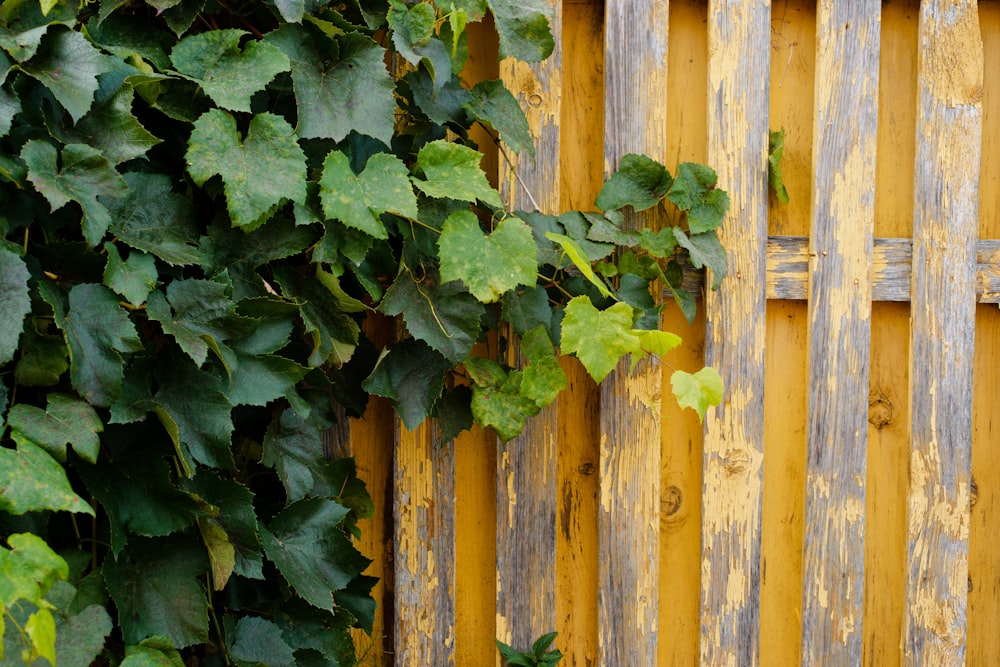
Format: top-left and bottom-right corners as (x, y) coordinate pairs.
(336, 0), (1000, 663)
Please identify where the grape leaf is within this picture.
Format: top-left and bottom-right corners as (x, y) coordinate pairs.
(519, 326), (566, 407)
(51, 597), (114, 667)
(196, 519), (234, 592)
(7, 393), (102, 463)
(14, 328), (69, 387)
(544, 231), (612, 298)
(228, 616), (295, 667)
(465, 79), (533, 157)
(595, 153), (672, 212)
(389, 0), (453, 90)
(224, 354), (309, 408)
(119, 636), (186, 667)
(362, 339), (452, 429)
(186, 109), (307, 229)
(319, 150), (417, 239)
(274, 269), (360, 367)
(667, 162), (729, 233)
(559, 297), (638, 383)
(0, 86), (20, 138)
(673, 227), (727, 290)
(104, 243), (158, 306)
(670, 366), (723, 422)
(438, 210), (537, 303)
(182, 471), (263, 580)
(0, 244), (30, 365)
(769, 128), (790, 203)
(486, 0), (554, 62)
(501, 284), (555, 338)
(0, 441), (95, 516)
(412, 140), (503, 208)
(170, 29), (289, 112)
(20, 27), (114, 121)
(466, 363), (538, 442)
(22, 141), (127, 247)
(106, 172), (202, 266)
(77, 82), (162, 165)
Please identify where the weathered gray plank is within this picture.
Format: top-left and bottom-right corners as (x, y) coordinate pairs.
(599, 1), (668, 664)
(700, 0), (769, 663)
(393, 421), (456, 666)
(905, 0), (982, 663)
(495, 0), (562, 653)
(800, 1), (880, 662)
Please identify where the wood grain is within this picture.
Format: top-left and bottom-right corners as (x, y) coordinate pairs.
(700, 0), (769, 663)
(800, 0), (880, 662)
(599, 1), (669, 664)
(904, 0), (982, 663)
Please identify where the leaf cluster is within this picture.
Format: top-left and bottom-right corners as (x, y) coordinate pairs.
(497, 631), (563, 667)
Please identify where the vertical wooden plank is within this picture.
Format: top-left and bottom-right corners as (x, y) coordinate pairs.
(800, 0), (880, 662)
(700, 0), (769, 663)
(495, 0), (562, 655)
(393, 421), (456, 666)
(905, 0), (982, 662)
(600, 1), (668, 664)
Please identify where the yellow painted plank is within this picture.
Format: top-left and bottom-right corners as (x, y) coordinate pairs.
(801, 0), (880, 662)
(904, 0), (982, 663)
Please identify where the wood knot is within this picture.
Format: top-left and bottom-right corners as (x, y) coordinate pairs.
(868, 395), (893, 429)
(662, 485), (683, 516)
(723, 449), (750, 476)
(577, 462), (595, 476)
(971, 477), (979, 508)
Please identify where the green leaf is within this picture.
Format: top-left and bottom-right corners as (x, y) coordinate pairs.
(77, 82), (162, 165)
(500, 285), (555, 338)
(103, 537), (210, 648)
(107, 172), (202, 266)
(275, 269), (359, 367)
(26, 607), (57, 665)
(182, 472), (263, 580)
(260, 408), (324, 503)
(103, 243), (158, 306)
(673, 228), (727, 290)
(560, 297), (638, 383)
(667, 162), (729, 233)
(363, 339), (452, 430)
(595, 153), (672, 212)
(225, 354), (309, 408)
(434, 385), (474, 442)
(228, 616), (295, 667)
(0, 244), (30, 365)
(14, 328), (69, 387)
(379, 269), (483, 364)
(186, 109), (307, 229)
(319, 150), (418, 239)
(170, 29), (290, 112)
(0, 532), (68, 606)
(465, 360), (538, 442)
(261, 498), (371, 612)
(267, 26), (396, 143)
(20, 27), (114, 121)
(119, 636), (186, 667)
(438, 211), (537, 302)
(41, 282), (142, 407)
(519, 326), (566, 408)
(670, 366), (723, 422)
(52, 600), (114, 667)
(22, 141), (127, 247)
(544, 231), (612, 298)
(465, 79), (533, 157)
(7, 393), (102, 463)
(0, 441), (95, 516)
(769, 128), (790, 203)
(487, 0), (554, 61)
(413, 140), (503, 208)
(0, 86), (20, 138)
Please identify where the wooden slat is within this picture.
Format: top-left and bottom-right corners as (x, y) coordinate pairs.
(700, 0), (769, 663)
(600, 1), (668, 664)
(495, 0), (562, 654)
(800, 1), (880, 662)
(905, 0), (982, 662)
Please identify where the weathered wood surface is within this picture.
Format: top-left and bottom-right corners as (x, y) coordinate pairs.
(800, 0), (880, 662)
(393, 421), (457, 665)
(495, 0), (562, 654)
(700, 0), (769, 663)
(599, 0), (669, 664)
(904, 0), (982, 663)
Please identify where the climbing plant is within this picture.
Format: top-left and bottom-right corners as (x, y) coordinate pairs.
(0, 0), (728, 663)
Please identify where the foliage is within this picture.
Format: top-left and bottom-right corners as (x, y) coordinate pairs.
(769, 128), (790, 203)
(497, 631), (563, 667)
(0, 0), (728, 663)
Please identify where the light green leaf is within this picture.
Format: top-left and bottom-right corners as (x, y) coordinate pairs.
(465, 79), (533, 157)
(388, 0), (435, 63)
(107, 172), (202, 266)
(26, 607), (57, 665)
(468, 366), (538, 442)
(0, 532), (68, 606)
(104, 243), (158, 306)
(0, 245), (30, 366)
(362, 339), (452, 430)
(197, 518), (234, 592)
(319, 150), (417, 239)
(186, 109), (307, 229)
(119, 636), (186, 667)
(0, 441), (95, 516)
(170, 29), (290, 112)
(77, 82), (162, 164)
(7, 393), (103, 463)
(438, 211), (537, 303)
(629, 329), (681, 371)
(486, 0), (554, 61)
(670, 366), (723, 422)
(544, 231), (612, 298)
(769, 128), (790, 203)
(595, 153), (672, 212)
(519, 326), (566, 407)
(228, 616), (295, 667)
(412, 140), (503, 208)
(560, 297), (639, 383)
(22, 141), (127, 247)
(667, 162), (729, 233)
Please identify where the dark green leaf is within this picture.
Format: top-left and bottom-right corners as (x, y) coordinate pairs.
(182, 472), (263, 580)
(595, 153), (672, 212)
(274, 604), (356, 666)
(412, 140), (503, 208)
(103, 243), (158, 306)
(501, 285), (554, 338)
(769, 128), (790, 203)
(433, 385), (473, 442)
(0, 86), (20, 137)
(362, 338), (451, 429)
(0, 441), (95, 516)
(275, 268), (360, 367)
(21, 27), (114, 121)
(85, 13), (173, 70)
(186, 109), (307, 229)
(0, 244), (30, 365)
(14, 328), (69, 387)
(106, 172), (202, 266)
(77, 82), (162, 165)
(225, 354), (309, 408)
(617, 272), (660, 330)
(7, 393), (102, 463)
(228, 616), (295, 667)
(667, 162), (729, 233)
(673, 228), (727, 290)
(406, 69), (473, 124)
(261, 408), (325, 503)
(438, 210), (537, 303)
(319, 150), (417, 239)
(486, 0), (553, 62)
(52, 600), (114, 667)
(0, 0), (78, 62)
(465, 79), (533, 157)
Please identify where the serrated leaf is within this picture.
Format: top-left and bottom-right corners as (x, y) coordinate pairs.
(170, 30), (289, 112)
(107, 172), (202, 265)
(104, 243), (158, 306)
(667, 162), (729, 233)
(379, 269), (483, 364)
(406, 69), (474, 124)
(519, 326), (566, 407)
(14, 329), (69, 387)
(103, 537), (210, 648)
(469, 369), (538, 442)
(0, 86), (20, 137)
(319, 150), (417, 239)
(152, 360), (235, 471)
(41, 282), (142, 407)
(465, 78), (533, 157)
(275, 269), (359, 367)
(544, 231), (612, 298)
(186, 109), (307, 229)
(0, 532), (68, 607)
(261, 498), (371, 612)
(20, 27), (114, 121)
(196, 519), (234, 591)
(7, 393), (102, 463)
(434, 385), (473, 442)
(362, 339), (451, 429)
(438, 210), (537, 302)
(267, 26), (395, 143)
(182, 472), (263, 580)
(0, 245), (29, 365)
(260, 409), (323, 503)
(673, 227), (727, 290)
(0, 440), (95, 516)
(500, 284), (555, 338)
(487, 0), (553, 61)
(77, 82), (162, 164)
(228, 616), (295, 667)
(413, 140), (503, 208)
(225, 354), (309, 408)
(595, 153), (672, 212)
(769, 128), (790, 203)
(119, 636), (186, 667)
(670, 366), (723, 422)
(52, 602), (114, 667)
(22, 141), (127, 247)
(560, 297), (639, 383)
